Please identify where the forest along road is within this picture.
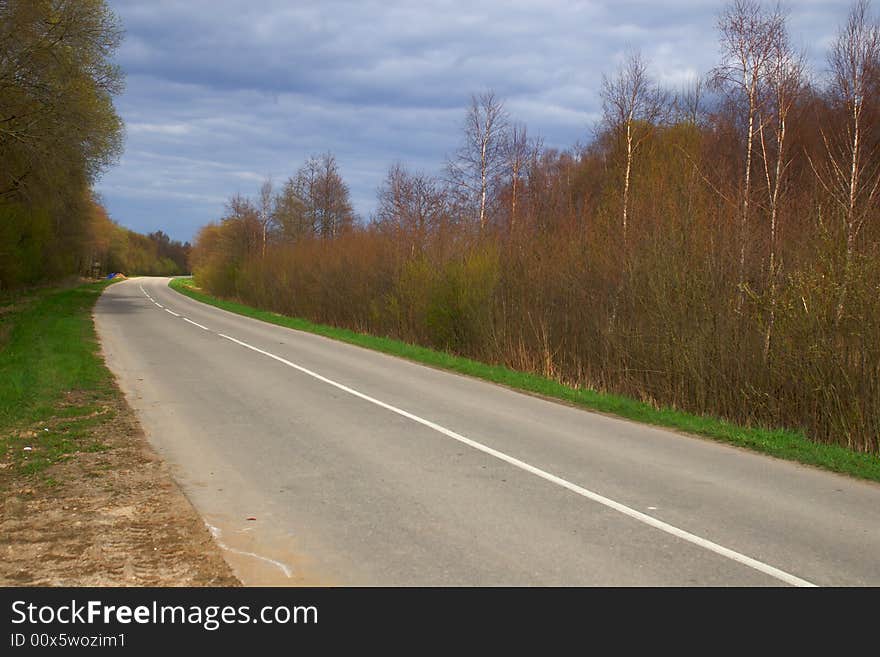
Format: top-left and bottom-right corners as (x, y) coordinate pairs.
(95, 277), (880, 586)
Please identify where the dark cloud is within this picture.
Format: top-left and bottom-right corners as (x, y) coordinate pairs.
(97, 0), (854, 241)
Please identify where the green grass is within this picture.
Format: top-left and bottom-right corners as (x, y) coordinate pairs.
(0, 281), (116, 477)
(170, 277), (880, 483)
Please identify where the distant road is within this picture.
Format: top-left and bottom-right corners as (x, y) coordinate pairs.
(95, 277), (880, 586)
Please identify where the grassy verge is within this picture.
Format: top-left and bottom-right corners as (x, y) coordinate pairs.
(170, 277), (880, 483)
(0, 281), (117, 479)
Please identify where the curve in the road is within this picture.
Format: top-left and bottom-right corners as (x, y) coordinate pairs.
(90, 278), (880, 586)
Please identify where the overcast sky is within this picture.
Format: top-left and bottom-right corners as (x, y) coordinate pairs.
(97, 0), (855, 242)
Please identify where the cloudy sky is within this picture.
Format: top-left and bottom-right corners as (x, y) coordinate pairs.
(97, 0), (854, 242)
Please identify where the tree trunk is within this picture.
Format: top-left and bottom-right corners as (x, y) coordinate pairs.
(738, 97), (756, 312)
(623, 120), (633, 246)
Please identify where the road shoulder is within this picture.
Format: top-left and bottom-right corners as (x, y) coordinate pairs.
(0, 281), (238, 586)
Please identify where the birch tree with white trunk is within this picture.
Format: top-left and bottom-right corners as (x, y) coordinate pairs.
(600, 51), (664, 246)
(808, 0), (880, 323)
(447, 91), (509, 233)
(757, 27), (804, 359)
(257, 177), (273, 257)
(712, 0), (786, 308)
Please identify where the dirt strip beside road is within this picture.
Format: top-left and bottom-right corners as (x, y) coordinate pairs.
(1, 391), (239, 586)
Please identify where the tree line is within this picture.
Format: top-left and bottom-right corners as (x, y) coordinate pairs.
(0, 0), (188, 289)
(192, 0), (880, 454)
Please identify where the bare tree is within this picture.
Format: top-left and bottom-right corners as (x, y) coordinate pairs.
(601, 51), (665, 244)
(292, 156), (321, 238)
(277, 153), (355, 241)
(501, 121), (542, 234)
(312, 152), (355, 239)
(447, 91), (509, 233)
(222, 193), (262, 258)
(257, 177), (273, 257)
(808, 0), (880, 322)
(376, 163), (446, 255)
(757, 29), (805, 358)
(712, 0), (787, 305)
(674, 76), (705, 125)
(273, 176), (310, 242)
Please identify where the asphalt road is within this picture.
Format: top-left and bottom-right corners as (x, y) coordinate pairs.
(94, 277), (880, 586)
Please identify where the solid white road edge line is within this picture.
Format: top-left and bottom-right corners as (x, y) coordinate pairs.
(215, 332), (816, 588)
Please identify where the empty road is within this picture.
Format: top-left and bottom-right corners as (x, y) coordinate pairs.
(94, 277), (880, 586)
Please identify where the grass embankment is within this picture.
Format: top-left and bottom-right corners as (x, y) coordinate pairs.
(0, 281), (115, 480)
(170, 277), (880, 483)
